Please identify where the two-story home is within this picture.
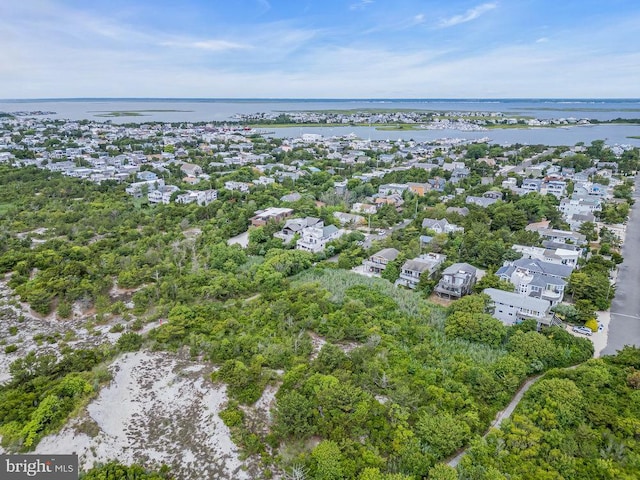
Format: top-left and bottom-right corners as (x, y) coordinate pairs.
(363, 248), (400, 276)
(274, 217), (323, 243)
(512, 244), (581, 268)
(378, 183), (409, 196)
(396, 253), (446, 289)
(484, 288), (553, 327)
(422, 218), (464, 235)
(175, 189), (218, 206)
(521, 179), (542, 194)
(542, 180), (567, 199)
(496, 258), (571, 306)
(559, 196), (602, 218)
(148, 185), (180, 204)
(296, 222), (344, 253)
(224, 181), (251, 193)
(434, 263), (483, 299)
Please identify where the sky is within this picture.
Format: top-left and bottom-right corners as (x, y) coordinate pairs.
(2, 0), (640, 98)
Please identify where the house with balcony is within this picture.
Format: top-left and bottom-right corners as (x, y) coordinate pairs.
(148, 185), (180, 204)
(496, 259), (568, 307)
(274, 217), (323, 243)
(396, 253), (446, 289)
(378, 183), (409, 196)
(175, 189), (218, 206)
(521, 179), (542, 194)
(422, 218), (464, 235)
(296, 222), (344, 253)
(484, 288), (553, 327)
(512, 244), (581, 268)
(363, 248), (400, 276)
(542, 180), (567, 199)
(434, 263), (483, 299)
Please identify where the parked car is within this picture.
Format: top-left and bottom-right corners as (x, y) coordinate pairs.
(572, 326), (593, 336)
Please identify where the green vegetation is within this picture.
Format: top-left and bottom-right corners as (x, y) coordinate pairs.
(459, 347), (640, 479)
(92, 109), (192, 118)
(80, 462), (171, 479)
(0, 348), (112, 450)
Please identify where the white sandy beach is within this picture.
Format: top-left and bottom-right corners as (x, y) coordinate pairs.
(35, 351), (250, 480)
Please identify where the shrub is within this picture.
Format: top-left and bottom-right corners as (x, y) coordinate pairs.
(116, 332), (143, 352)
(4, 344), (18, 354)
(585, 318), (598, 332)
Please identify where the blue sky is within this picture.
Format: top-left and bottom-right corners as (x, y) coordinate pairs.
(2, 0), (639, 98)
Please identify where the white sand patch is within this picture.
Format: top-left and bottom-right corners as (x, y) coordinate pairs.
(35, 351), (250, 480)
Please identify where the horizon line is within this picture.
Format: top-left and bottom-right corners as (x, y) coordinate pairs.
(2, 97), (640, 102)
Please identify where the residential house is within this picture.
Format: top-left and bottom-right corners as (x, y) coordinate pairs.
(274, 217), (323, 243)
(566, 212), (597, 231)
(224, 181), (251, 193)
(525, 222), (587, 245)
(512, 244), (580, 268)
(180, 163), (203, 178)
(396, 253), (446, 289)
(254, 176), (275, 186)
(378, 183), (409, 196)
(407, 182), (430, 196)
(434, 263), (483, 299)
(374, 194), (404, 208)
(148, 185), (180, 204)
(280, 192), (302, 203)
(334, 181), (348, 196)
(450, 167), (471, 184)
(542, 180), (567, 199)
(484, 288), (553, 327)
(422, 218), (464, 234)
(521, 179), (542, 194)
(296, 223), (344, 253)
(496, 258), (570, 306)
(428, 177), (447, 192)
(352, 203), (377, 215)
(466, 194), (499, 208)
(126, 179), (165, 198)
(333, 212), (366, 226)
(175, 189), (218, 206)
(363, 248), (400, 275)
(559, 196), (602, 218)
(446, 207), (470, 216)
(250, 207), (294, 227)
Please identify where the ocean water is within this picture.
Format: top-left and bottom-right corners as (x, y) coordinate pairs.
(1, 98), (639, 146)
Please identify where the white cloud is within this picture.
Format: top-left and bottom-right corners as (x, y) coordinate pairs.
(161, 39), (250, 51)
(439, 2), (497, 28)
(536, 37), (549, 43)
(350, 0), (374, 11)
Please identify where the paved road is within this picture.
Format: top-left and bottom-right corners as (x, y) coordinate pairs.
(603, 173), (640, 355)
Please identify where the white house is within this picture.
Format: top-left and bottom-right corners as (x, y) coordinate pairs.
(296, 223), (344, 253)
(484, 288), (553, 327)
(422, 218), (464, 234)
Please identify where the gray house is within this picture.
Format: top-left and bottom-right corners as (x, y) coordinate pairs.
(434, 262), (483, 299)
(396, 253), (446, 289)
(363, 248), (400, 276)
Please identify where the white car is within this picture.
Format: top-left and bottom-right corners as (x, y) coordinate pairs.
(572, 326), (593, 336)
